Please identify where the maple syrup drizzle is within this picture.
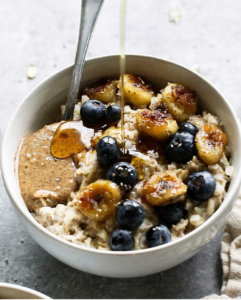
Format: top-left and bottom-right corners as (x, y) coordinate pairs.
(51, 121), (94, 159)
(120, 0), (126, 151)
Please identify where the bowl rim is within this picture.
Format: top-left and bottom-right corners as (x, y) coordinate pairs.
(0, 283), (50, 299)
(2, 53), (241, 256)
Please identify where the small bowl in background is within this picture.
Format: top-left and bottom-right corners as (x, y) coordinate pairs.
(0, 283), (50, 299)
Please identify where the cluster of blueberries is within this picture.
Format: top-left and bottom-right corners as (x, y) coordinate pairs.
(110, 200), (174, 251)
(165, 122), (216, 202)
(80, 99), (216, 251)
(81, 99), (121, 124)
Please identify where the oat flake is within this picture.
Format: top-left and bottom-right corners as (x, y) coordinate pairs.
(27, 65), (37, 79)
(169, 9), (181, 23)
(190, 64), (200, 72)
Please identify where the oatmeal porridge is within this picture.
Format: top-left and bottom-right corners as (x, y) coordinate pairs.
(16, 75), (233, 251)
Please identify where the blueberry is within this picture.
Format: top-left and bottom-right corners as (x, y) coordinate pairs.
(106, 105), (121, 122)
(146, 225), (171, 248)
(165, 132), (195, 164)
(97, 136), (120, 167)
(106, 162), (138, 191)
(116, 200), (145, 230)
(80, 100), (106, 124)
(157, 202), (185, 226)
(187, 171), (216, 201)
(110, 229), (135, 251)
(178, 122), (199, 136)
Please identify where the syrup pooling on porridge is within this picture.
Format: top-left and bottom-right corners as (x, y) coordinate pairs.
(51, 121), (94, 159)
(50, 98), (121, 160)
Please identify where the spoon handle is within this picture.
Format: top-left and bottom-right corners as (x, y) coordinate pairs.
(63, 0), (104, 121)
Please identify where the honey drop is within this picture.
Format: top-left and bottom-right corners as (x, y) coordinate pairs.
(51, 121), (94, 159)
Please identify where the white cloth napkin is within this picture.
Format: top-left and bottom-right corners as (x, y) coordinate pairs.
(204, 191), (241, 299)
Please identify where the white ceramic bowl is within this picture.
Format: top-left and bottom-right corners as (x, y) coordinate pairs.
(0, 283), (50, 299)
(2, 55), (241, 278)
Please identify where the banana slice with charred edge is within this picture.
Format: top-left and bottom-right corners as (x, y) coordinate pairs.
(82, 79), (117, 104)
(196, 123), (228, 165)
(161, 83), (198, 122)
(143, 172), (187, 206)
(102, 126), (121, 143)
(118, 74), (155, 107)
(77, 180), (122, 221)
(136, 108), (178, 141)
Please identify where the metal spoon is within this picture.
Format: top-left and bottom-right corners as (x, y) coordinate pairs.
(63, 0), (104, 121)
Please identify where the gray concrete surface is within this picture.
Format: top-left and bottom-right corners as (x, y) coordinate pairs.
(0, 0), (240, 298)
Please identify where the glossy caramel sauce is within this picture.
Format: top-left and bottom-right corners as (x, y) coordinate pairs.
(51, 121), (94, 159)
(118, 134), (165, 180)
(136, 134), (165, 156)
(51, 118), (119, 159)
(118, 135), (163, 162)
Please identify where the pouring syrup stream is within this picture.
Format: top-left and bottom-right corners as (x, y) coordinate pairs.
(120, 0), (126, 151)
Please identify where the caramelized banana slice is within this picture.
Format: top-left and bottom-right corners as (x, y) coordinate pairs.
(82, 79), (117, 103)
(143, 172), (187, 206)
(103, 126), (121, 143)
(136, 108), (178, 141)
(161, 83), (197, 122)
(77, 180), (122, 221)
(118, 74), (155, 107)
(196, 123), (228, 165)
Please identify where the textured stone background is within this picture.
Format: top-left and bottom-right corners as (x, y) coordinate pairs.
(0, 0), (240, 298)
